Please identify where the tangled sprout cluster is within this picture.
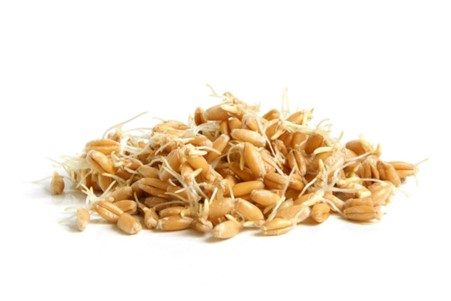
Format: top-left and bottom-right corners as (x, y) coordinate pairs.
(50, 91), (417, 238)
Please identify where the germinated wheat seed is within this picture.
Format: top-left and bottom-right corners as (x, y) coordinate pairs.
(49, 91), (418, 238)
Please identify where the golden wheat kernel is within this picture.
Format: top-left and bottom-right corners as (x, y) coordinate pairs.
(263, 218), (292, 230)
(98, 200), (124, 216)
(280, 205), (311, 224)
(97, 174), (114, 192)
(380, 161), (401, 187)
(279, 132), (293, 149)
(264, 171), (304, 191)
(94, 201), (124, 223)
(260, 149), (277, 172)
(304, 134), (324, 155)
(368, 183), (393, 206)
(209, 197), (235, 223)
(187, 155), (211, 177)
(287, 150), (306, 176)
(289, 173), (305, 191)
(365, 156), (380, 176)
(293, 193), (314, 205)
(143, 197), (167, 208)
(192, 219), (214, 233)
(156, 216), (193, 231)
(282, 189), (296, 201)
(137, 184), (166, 198)
(143, 208), (159, 229)
(86, 150), (114, 174)
(50, 172), (65, 195)
(85, 139), (119, 155)
(109, 186), (133, 202)
(264, 172), (286, 187)
(189, 134), (211, 147)
(159, 149), (182, 181)
(376, 161), (387, 180)
(114, 168), (132, 181)
(219, 120), (229, 135)
(250, 189), (280, 206)
(153, 120), (189, 134)
(194, 107), (207, 125)
(140, 177), (171, 191)
(159, 206), (185, 218)
(272, 139), (288, 157)
(76, 208), (90, 231)
(212, 220), (242, 239)
(206, 134), (230, 163)
(311, 203), (330, 223)
(389, 161), (416, 171)
(265, 121), (281, 140)
(243, 142), (266, 178)
(117, 213), (142, 235)
(396, 169), (416, 179)
(262, 218), (292, 236)
(232, 180), (265, 197)
(263, 227), (292, 236)
(166, 185), (189, 200)
(287, 110), (309, 125)
(360, 160), (372, 180)
(345, 140), (373, 156)
(243, 116), (259, 131)
(276, 204), (303, 220)
(291, 132), (307, 148)
(137, 165), (160, 178)
(262, 109), (280, 121)
(205, 105), (230, 121)
(114, 200), (138, 215)
(343, 206), (378, 222)
(263, 178), (285, 190)
(235, 198), (264, 221)
(227, 116), (242, 130)
(125, 159), (142, 172)
(230, 129), (266, 147)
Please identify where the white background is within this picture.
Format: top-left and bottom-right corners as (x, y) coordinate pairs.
(1, 1), (450, 300)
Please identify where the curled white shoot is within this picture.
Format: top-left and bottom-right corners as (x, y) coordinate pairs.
(80, 184), (100, 207)
(102, 112), (148, 139)
(102, 173), (125, 186)
(298, 177), (317, 198)
(206, 83), (222, 98)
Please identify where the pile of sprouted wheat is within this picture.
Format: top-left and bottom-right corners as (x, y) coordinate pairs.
(49, 91), (417, 238)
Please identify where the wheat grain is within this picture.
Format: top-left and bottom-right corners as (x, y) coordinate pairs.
(232, 181), (265, 197)
(311, 203), (330, 223)
(117, 213), (142, 234)
(212, 219), (242, 239)
(231, 129), (266, 147)
(50, 172), (65, 195)
(156, 216), (193, 231)
(235, 198), (264, 221)
(114, 200), (138, 214)
(86, 150), (114, 174)
(94, 201), (124, 223)
(76, 208), (90, 231)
